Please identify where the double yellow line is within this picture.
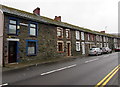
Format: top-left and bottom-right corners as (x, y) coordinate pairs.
(95, 64), (120, 87)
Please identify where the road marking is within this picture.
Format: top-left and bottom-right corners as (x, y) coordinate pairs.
(100, 67), (120, 87)
(95, 64), (120, 87)
(0, 83), (8, 87)
(40, 64), (77, 76)
(85, 58), (99, 63)
(103, 55), (109, 58)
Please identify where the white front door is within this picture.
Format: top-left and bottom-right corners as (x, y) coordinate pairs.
(82, 42), (85, 54)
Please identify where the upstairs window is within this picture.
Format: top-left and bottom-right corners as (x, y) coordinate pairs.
(76, 31), (80, 40)
(29, 23), (38, 36)
(106, 37), (108, 42)
(8, 19), (18, 34)
(66, 29), (70, 39)
(104, 37), (106, 42)
(100, 36), (102, 42)
(91, 34), (94, 41)
(96, 35), (100, 41)
(57, 27), (63, 38)
(81, 32), (84, 40)
(87, 34), (90, 41)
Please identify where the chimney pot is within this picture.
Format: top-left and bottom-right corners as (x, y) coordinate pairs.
(33, 7), (40, 16)
(54, 16), (61, 21)
(100, 31), (105, 33)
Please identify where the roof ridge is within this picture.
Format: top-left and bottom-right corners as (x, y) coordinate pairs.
(0, 4), (119, 38)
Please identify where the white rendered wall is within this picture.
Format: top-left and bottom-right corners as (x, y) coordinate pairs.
(0, 5), (4, 85)
(0, 7), (4, 67)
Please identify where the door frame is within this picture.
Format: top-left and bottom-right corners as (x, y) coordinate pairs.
(81, 42), (85, 55)
(7, 38), (19, 63)
(66, 41), (71, 56)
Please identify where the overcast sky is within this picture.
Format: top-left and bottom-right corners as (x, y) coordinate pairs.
(0, 0), (119, 33)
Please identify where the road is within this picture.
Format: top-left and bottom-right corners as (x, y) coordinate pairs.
(2, 52), (120, 86)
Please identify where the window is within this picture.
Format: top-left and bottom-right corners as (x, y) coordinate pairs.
(76, 31), (80, 40)
(96, 35), (99, 41)
(100, 43), (102, 48)
(29, 23), (38, 36)
(81, 32), (84, 40)
(104, 37), (106, 42)
(106, 37), (108, 42)
(76, 42), (80, 51)
(88, 34), (90, 41)
(106, 43), (109, 47)
(26, 40), (38, 55)
(66, 29), (70, 39)
(57, 27), (63, 38)
(8, 19), (17, 34)
(114, 38), (117, 42)
(57, 41), (64, 52)
(100, 36), (102, 42)
(91, 34), (94, 41)
(104, 43), (106, 47)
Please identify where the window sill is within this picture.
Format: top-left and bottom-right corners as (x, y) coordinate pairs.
(29, 35), (37, 37)
(57, 51), (64, 53)
(8, 33), (18, 36)
(66, 38), (71, 40)
(27, 54), (37, 56)
(57, 37), (63, 39)
(76, 51), (80, 52)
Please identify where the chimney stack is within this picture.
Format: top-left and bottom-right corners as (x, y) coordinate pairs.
(33, 7), (40, 16)
(54, 16), (61, 21)
(100, 31), (105, 33)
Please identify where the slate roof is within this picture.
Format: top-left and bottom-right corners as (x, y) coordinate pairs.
(0, 4), (119, 38)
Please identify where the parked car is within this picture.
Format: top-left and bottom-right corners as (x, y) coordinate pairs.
(101, 47), (112, 54)
(114, 47), (120, 52)
(89, 48), (102, 56)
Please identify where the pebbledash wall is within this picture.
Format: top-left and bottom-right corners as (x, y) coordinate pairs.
(0, 4), (120, 66)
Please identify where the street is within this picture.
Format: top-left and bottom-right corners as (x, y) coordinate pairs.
(2, 52), (119, 86)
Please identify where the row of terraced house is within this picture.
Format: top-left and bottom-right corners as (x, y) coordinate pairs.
(0, 5), (120, 66)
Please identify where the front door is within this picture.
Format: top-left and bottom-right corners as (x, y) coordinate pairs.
(67, 42), (71, 56)
(8, 41), (17, 63)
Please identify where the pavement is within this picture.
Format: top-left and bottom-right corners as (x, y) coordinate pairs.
(2, 55), (85, 72)
(2, 52), (120, 86)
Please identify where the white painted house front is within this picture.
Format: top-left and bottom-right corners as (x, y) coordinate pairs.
(0, 7), (4, 67)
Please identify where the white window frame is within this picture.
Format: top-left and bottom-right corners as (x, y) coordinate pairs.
(100, 36), (102, 42)
(100, 43), (102, 48)
(81, 32), (84, 40)
(66, 29), (70, 39)
(104, 37), (106, 42)
(76, 31), (80, 40)
(104, 43), (106, 47)
(96, 35), (100, 41)
(29, 23), (37, 36)
(76, 41), (80, 51)
(88, 34), (90, 41)
(57, 27), (63, 38)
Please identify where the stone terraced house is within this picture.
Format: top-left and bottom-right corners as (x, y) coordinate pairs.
(0, 5), (120, 66)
